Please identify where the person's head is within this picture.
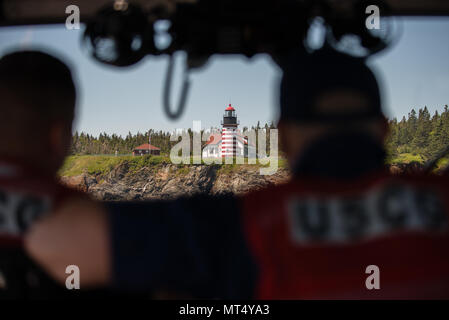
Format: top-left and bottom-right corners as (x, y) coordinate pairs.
(0, 50), (77, 175)
(277, 47), (387, 167)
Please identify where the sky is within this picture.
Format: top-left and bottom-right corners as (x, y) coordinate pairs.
(0, 17), (448, 137)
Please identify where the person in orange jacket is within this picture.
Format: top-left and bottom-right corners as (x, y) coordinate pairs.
(0, 50), (89, 298)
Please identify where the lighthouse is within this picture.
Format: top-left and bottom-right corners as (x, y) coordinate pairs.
(202, 103), (255, 159)
(221, 104), (239, 157)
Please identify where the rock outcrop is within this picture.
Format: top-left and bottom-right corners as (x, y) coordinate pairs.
(60, 163), (290, 201)
(60, 161), (429, 201)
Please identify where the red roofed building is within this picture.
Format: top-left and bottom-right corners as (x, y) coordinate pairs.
(132, 143), (161, 156)
(202, 133), (223, 158)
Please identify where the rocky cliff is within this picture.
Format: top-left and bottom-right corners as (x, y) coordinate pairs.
(59, 159), (431, 201)
(60, 163), (291, 201)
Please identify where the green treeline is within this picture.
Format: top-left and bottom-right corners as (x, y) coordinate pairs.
(71, 106), (449, 163)
(71, 122), (277, 155)
(71, 130), (174, 155)
(385, 105), (449, 161)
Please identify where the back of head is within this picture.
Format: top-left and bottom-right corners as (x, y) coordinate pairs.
(277, 47), (387, 172)
(0, 50), (77, 172)
(279, 47), (383, 124)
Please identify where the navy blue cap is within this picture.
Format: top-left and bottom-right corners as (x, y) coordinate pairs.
(279, 47), (382, 123)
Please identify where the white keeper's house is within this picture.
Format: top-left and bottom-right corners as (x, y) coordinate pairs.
(202, 104), (255, 158)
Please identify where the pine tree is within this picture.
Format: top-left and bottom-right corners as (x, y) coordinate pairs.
(406, 109), (418, 145)
(412, 107), (431, 152)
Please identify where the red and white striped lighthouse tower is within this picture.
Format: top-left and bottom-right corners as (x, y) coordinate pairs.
(221, 104), (239, 157)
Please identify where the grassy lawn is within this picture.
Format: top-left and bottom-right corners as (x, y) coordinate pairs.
(436, 157), (449, 170)
(387, 153), (425, 165)
(59, 155), (128, 177)
(59, 154), (288, 177)
(59, 153), (445, 177)
(58, 154), (171, 177)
